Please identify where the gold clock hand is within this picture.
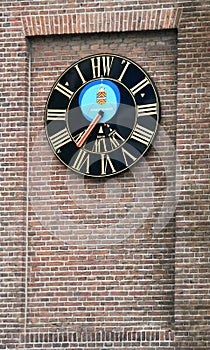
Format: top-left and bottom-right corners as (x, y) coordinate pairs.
(76, 110), (104, 148)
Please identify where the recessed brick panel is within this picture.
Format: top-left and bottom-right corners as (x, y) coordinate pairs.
(27, 30), (177, 337)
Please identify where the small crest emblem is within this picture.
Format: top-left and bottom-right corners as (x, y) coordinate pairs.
(96, 87), (106, 104)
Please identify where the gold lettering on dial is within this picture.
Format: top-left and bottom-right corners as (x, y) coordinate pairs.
(72, 149), (90, 173)
(91, 56), (114, 78)
(92, 137), (107, 153)
(109, 130), (125, 149)
(118, 60), (131, 82)
(73, 130), (86, 144)
(137, 103), (157, 117)
(47, 109), (66, 120)
(50, 128), (71, 151)
(130, 77), (149, 96)
(131, 124), (154, 145)
(55, 83), (73, 99)
(75, 64), (86, 84)
(121, 147), (137, 167)
(101, 154), (116, 175)
(91, 126), (107, 152)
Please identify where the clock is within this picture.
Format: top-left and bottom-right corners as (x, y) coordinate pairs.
(45, 53), (160, 177)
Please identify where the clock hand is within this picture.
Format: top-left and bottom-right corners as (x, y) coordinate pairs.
(76, 110), (104, 148)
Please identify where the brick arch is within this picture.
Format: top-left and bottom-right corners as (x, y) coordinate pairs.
(21, 8), (182, 37)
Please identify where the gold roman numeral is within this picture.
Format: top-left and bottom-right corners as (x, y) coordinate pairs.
(92, 137), (107, 153)
(131, 124), (154, 145)
(47, 109), (66, 120)
(74, 64), (86, 84)
(73, 130), (86, 144)
(137, 103), (157, 117)
(90, 126), (106, 152)
(130, 77), (149, 96)
(72, 149), (90, 173)
(101, 154), (116, 175)
(50, 128), (71, 151)
(118, 60), (131, 82)
(55, 83), (73, 99)
(121, 147), (137, 167)
(91, 56), (114, 78)
(109, 130), (125, 150)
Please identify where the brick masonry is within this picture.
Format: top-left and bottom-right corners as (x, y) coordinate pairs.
(0, 1), (209, 350)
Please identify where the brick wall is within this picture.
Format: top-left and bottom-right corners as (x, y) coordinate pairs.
(175, 1), (210, 349)
(0, 1), (209, 349)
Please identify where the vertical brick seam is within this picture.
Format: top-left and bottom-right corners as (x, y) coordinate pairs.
(175, 2), (210, 349)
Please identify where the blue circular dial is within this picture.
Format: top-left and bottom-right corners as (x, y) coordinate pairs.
(78, 79), (120, 123)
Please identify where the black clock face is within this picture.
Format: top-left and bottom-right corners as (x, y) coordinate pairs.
(45, 54), (160, 177)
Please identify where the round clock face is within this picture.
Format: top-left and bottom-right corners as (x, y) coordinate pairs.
(45, 54), (160, 177)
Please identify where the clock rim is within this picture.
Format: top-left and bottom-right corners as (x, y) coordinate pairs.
(44, 53), (161, 178)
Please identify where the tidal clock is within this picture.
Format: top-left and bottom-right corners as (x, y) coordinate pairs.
(45, 54), (160, 177)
